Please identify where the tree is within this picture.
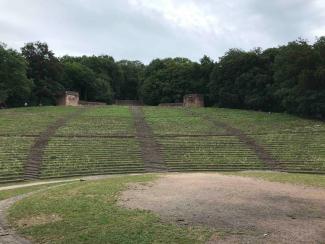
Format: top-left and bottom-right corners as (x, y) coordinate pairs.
(273, 39), (324, 117)
(0, 36), (324, 118)
(0, 43), (33, 107)
(140, 58), (198, 105)
(61, 61), (113, 104)
(209, 48), (271, 109)
(21, 42), (64, 105)
(118, 60), (145, 100)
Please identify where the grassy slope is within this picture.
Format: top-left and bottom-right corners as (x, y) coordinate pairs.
(200, 107), (325, 134)
(56, 106), (135, 136)
(7, 172), (325, 243)
(143, 107), (224, 135)
(0, 183), (67, 201)
(144, 107), (265, 170)
(1, 105), (324, 182)
(9, 175), (211, 244)
(41, 106), (144, 178)
(223, 171), (325, 188)
(0, 106), (77, 136)
(197, 108), (325, 172)
(0, 106), (78, 182)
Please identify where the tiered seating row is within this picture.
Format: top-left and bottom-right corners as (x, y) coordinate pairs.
(56, 106), (134, 136)
(0, 106), (77, 136)
(143, 107), (226, 136)
(41, 137), (145, 178)
(0, 137), (34, 182)
(200, 108), (325, 134)
(253, 133), (325, 173)
(159, 136), (266, 171)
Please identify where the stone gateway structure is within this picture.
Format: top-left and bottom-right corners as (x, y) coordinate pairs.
(56, 91), (79, 106)
(183, 94), (204, 107)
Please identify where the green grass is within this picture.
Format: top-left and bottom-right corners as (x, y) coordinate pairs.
(41, 137), (144, 178)
(160, 136), (265, 170)
(254, 133), (325, 172)
(0, 106), (80, 182)
(199, 107), (325, 134)
(192, 107), (325, 172)
(0, 106), (77, 136)
(223, 171), (325, 188)
(143, 107), (224, 135)
(9, 175), (211, 244)
(1, 105), (325, 183)
(0, 137), (34, 182)
(0, 183), (69, 201)
(56, 106), (135, 136)
(0, 183), (68, 201)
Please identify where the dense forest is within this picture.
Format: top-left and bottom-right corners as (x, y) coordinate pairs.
(0, 38), (324, 118)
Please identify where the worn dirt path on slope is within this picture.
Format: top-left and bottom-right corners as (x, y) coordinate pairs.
(186, 109), (278, 169)
(129, 106), (167, 172)
(24, 108), (85, 180)
(120, 173), (325, 244)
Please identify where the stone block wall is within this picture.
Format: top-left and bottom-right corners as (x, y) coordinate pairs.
(183, 94), (204, 107)
(56, 91), (79, 106)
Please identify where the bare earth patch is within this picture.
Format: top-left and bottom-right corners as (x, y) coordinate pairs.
(17, 214), (62, 228)
(119, 173), (325, 243)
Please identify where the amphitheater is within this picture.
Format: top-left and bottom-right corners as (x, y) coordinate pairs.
(1, 105), (325, 243)
(0, 105), (325, 183)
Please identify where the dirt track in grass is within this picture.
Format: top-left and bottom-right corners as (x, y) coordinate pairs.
(24, 108), (85, 180)
(185, 109), (278, 169)
(129, 106), (167, 172)
(119, 173), (325, 244)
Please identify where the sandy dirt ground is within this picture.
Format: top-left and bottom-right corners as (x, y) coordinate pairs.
(119, 173), (325, 244)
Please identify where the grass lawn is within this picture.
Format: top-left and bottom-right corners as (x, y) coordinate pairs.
(143, 107), (222, 135)
(8, 174), (211, 244)
(0, 183), (68, 201)
(223, 171), (325, 188)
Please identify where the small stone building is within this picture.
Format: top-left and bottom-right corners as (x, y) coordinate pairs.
(56, 91), (79, 106)
(183, 94), (204, 107)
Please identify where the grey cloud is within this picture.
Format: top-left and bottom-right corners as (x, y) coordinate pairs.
(0, 0), (324, 63)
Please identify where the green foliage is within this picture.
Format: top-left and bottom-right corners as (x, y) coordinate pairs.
(209, 39), (325, 118)
(209, 48), (275, 111)
(61, 61), (113, 103)
(1, 37), (325, 118)
(0, 43), (33, 107)
(118, 60), (145, 100)
(61, 55), (122, 102)
(273, 39), (325, 117)
(140, 57), (209, 105)
(21, 42), (64, 105)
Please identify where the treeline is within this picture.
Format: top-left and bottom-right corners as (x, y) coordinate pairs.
(0, 38), (324, 118)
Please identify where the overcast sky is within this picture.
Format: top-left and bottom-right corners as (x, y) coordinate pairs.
(1, 0), (324, 63)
